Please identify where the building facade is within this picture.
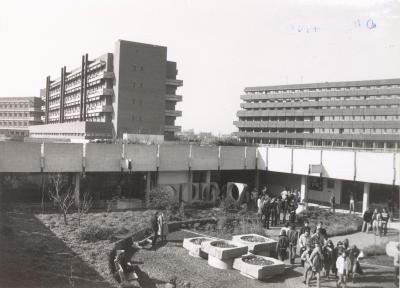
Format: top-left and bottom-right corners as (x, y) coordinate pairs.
(0, 97), (43, 138)
(33, 40), (182, 140)
(235, 78), (400, 149)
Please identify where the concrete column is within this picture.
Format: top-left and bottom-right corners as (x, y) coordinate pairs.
(362, 183), (370, 212)
(205, 170), (211, 201)
(300, 175), (308, 204)
(254, 169), (259, 189)
(188, 170), (193, 201)
(146, 171), (151, 207)
(74, 173), (80, 206)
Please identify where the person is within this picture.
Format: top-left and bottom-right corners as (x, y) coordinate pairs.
(336, 250), (351, 288)
(362, 208), (373, 233)
(348, 245), (362, 282)
(276, 229), (289, 261)
(288, 199), (298, 224)
(323, 240), (336, 278)
(330, 192), (336, 214)
(287, 224), (298, 264)
(270, 197), (277, 227)
(310, 228), (325, 249)
(114, 250), (138, 283)
(150, 211), (159, 246)
(299, 230), (311, 267)
(308, 244), (324, 288)
(317, 222), (328, 240)
(300, 220), (311, 236)
(280, 222), (290, 236)
(371, 208), (381, 236)
(250, 188), (259, 211)
(349, 193), (355, 214)
(281, 187), (289, 223)
(381, 208), (389, 236)
(301, 244), (312, 284)
(157, 212), (169, 243)
(343, 238), (350, 252)
(257, 194), (264, 221)
(275, 197), (282, 226)
(262, 194), (272, 229)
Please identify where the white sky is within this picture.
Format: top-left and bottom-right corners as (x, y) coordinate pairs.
(0, 0), (399, 134)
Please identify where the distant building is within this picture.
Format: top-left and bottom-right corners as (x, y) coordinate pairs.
(0, 97), (43, 139)
(235, 78), (400, 149)
(30, 40), (182, 141)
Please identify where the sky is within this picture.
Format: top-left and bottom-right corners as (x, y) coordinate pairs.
(0, 0), (399, 134)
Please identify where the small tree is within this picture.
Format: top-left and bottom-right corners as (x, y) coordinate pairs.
(77, 190), (93, 227)
(48, 173), (74, 225)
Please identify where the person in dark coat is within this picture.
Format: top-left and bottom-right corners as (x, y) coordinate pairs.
(262, 195), (272, 229)
(150, 211), (159, 246)
(362, 207), (373, 232)
(276, 229), (289, 261)
(287, 224), (299, 264)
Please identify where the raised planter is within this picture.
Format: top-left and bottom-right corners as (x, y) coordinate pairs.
(231, 234), (277, 257)
(233, 254), (285, 280)
(201, 240), (248, 269)
(183, 237), (214, 258)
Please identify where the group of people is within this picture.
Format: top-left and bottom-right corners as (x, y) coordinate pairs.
(276, 220), (363, 288)
(254, 186), (300, 229)
(362, 207), (390, 236)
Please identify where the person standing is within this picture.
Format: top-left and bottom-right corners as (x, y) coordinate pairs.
(288, 199), (298, 224)
(300, 220), (311, 236)
(394, 244), (400, 287)
(157, 212), (168, 243)
(308, 244), (323, 288)
(299, 230), (311, 267)
(301, 245), (312, 284)
(250, 188), (259, 211)
(287, 224), (299, 264)
(371, 208), (381, 236)
(349, 192), (355, 214)
(276, 229), (289, 261)
(362, 208), (373, 233)
(270, 197), (277, 227)
(150, 211), (159, 247)
(257, 194), (264, 221)
(262, 195), (271, 229)
(381, 208), (389, 236)
(329, 192), (336, 214)
(336, 251), (351, 288)
(281, 187), (289, 223)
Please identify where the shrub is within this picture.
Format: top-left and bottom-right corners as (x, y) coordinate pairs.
(78, 224), (115, 242)
(148, 186), (176, 209)
(363, 244), (386, 257)
(219, 197), (238, 212)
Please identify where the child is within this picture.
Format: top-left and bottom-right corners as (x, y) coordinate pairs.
(301, 245), (312, 284)
(336, 251), (351, 288)
(276, 229), (289, 261)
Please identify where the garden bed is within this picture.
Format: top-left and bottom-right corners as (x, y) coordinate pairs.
(233, 254), (285, 280)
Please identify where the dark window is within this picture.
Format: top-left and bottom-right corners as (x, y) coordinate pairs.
(327, 179), (335, 189)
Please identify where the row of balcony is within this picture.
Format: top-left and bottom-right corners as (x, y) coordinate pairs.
(164, 125), (182, 132)
(165, 94), (183, 102)
(165, 110), (182, 117)
(166, 79), (183, 87)
(240, 98), (400, 109)
(237, 107), (400, 117)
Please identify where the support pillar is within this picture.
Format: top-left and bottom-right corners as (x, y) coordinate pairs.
(74, 173), (80, 206)
(254, 169), (259, 190)
(362, 183), (370, 212)
(146, 171), (151, 207)
(188, 170), (193, 201)
(300, 175), (308, 204)
(205, 170), (211, 201)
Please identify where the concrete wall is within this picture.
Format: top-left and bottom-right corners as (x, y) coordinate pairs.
(158, 171), (189, 185)
(268, 147), (292, 173)
(124, 144), (157, 171)
(322, 150), (355, 181)
(159, 145), (190, 171)
(43, 143), (83, 172)
(293, 149), (321, 175)
(356, 151), (394, 184)
(220, 146), (246, 170)
(0, 142), (41, 172)
(308, 178), (342, 204)
(85, 144), (122, 172)
(191, 146), (219, 170)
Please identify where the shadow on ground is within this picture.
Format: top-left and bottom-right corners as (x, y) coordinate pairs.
(0, 205), (112, 288)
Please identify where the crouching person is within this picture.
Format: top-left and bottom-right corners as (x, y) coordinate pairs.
(114, 250), (138, 283)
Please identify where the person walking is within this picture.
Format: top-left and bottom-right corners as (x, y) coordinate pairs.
(301, 245), (312, 285)
(362, 208), (373, 233)
(336, 250), (351, 288)
(329, 192), (336, 214)
(380, 208), (389, 236)
(308, 244), (323, 288)
(349, 192), (355, 214)
(371, 208), (381, 236)
(150, 211), (159, 247)
(157, 212), (169, 243)
(287, 224), (299, 264)
(276, 229), (289, 261)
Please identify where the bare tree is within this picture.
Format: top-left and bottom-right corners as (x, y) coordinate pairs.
(48, 173), (74, 225)
(77, 190), (93, 227)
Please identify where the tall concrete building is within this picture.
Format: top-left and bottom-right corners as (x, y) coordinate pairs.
(31, 40), (182, 141)
(0, 97), (43, 139)
(234, 78), (400, 149)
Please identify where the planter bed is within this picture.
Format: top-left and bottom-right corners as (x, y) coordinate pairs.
(201, 240), (248, 269)
(232, 234), (277, 257)
(233, 254), (285, 280)
(183, 237), (214, 258)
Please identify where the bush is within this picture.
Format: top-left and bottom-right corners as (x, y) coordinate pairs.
(363, 244), (386, 257)
(148, 186), (177, 209)
(78, 224), (115, 242)
(219, 197), (238, 212)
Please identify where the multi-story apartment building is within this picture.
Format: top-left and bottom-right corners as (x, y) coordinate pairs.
(30, 40), (182, 141)
(234, 78), (400, 149)
(0, 97), (43, 138)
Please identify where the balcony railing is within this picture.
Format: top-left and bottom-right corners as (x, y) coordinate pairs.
(87, 88), (114, 99)
(164, 125), (182, 132)
(165, 110), (182, 117)
(86, 105), (113, 113)
(166, 79), (183, 87)
(165, 94), (183, 102)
